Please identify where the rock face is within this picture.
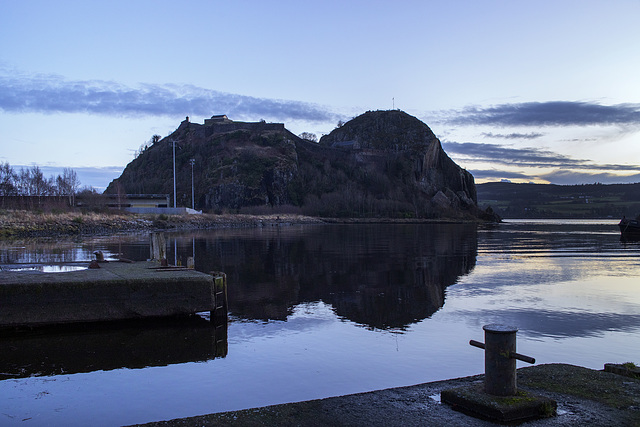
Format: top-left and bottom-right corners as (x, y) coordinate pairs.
(105, 111), (490, 219)
(319, 110), (477, 209)
(106, 117), (300, 212)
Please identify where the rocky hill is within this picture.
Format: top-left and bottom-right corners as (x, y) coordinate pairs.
(105, 111), (494, 220)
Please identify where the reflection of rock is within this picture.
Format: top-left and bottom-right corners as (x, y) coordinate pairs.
(196, 224), (477, 329)
(306, 224), (477, 329)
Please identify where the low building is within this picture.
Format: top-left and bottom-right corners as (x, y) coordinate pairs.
(102, 194), (170, 209)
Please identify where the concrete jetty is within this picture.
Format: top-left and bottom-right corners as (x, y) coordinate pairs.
(133, 364), (640, 426)
(0, 261), (226, 328)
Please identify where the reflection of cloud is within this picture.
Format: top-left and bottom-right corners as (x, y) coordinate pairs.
(0, 73), (338, 123)
(458, 309), (640, 339)
(446, 101), (640, 127)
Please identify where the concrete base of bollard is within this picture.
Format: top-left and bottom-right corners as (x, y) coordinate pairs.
(441, 383), (557, 423)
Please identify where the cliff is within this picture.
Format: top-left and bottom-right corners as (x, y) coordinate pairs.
(319, 110), (477, 210)
(105, 111), (494, 220)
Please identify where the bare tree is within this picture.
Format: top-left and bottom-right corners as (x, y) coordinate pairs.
(56, 168), (80, 204)
(29, 166), (50, 196)
(16, 168), (30, 195)
(0, 162), (17, 196)
(299, 132), (318, 143)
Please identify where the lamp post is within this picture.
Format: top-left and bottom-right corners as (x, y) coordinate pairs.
(172, 140), (177, 208)
(189, 158), (195, 210)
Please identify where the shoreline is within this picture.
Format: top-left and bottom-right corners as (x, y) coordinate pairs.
(131, 363), (640, 426)
(0, 210), (485, 239)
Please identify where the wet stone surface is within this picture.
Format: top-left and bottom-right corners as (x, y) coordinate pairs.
(132, 364), (640, 427)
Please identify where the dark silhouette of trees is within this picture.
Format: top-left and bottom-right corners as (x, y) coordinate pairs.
(0, 162), (17, 196)
(298, 132), (317, 142)
(0, 162), (83, 209)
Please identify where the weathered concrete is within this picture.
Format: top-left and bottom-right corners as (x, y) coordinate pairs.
(131, 364), (640, 426)
(0, 261), (219, 327)
(441, 383), (556, 422)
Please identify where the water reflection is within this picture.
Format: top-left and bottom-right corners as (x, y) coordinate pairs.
(119, 224), (478, 330)
(3, 220), (640, 426)
(445, 219), (640, 340)
(0, 316), (227, 380)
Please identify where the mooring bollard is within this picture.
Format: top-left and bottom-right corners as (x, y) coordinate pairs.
(210, 271), (228, 322)
(150, 232), (167, 261)
(470, 324), (535, 396)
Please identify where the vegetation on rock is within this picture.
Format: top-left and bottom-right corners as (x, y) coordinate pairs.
(106, 111), (496, 220)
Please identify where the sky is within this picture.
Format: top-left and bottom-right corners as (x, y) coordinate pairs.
(1, 0), (640, 190)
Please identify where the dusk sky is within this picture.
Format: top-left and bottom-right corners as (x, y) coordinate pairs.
(2, 0), (640, 190)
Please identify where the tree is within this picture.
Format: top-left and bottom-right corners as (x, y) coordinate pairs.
(56, 168), (80, 204)
(299, 132), (318, 143)
(0, 162), (17, 196)
(30, 166), (49, 196)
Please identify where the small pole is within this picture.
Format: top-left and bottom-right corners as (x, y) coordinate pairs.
(172, 140), (177, 209)
(190, 158), (195, 210)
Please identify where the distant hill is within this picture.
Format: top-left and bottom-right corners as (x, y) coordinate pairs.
(106, 111), (496, 220)
(477, 182), (640, 218)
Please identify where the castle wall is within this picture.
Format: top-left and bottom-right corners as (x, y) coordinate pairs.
(204, 122), (285, 138)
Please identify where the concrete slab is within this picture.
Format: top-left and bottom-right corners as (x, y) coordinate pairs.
(0, 261), (218, 327)
(131, 364), (640, 426)
(441, 383), (557, 422)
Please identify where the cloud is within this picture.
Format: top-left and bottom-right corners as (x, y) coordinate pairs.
(443, 141), (582, 168)
(472, 168), (640, 185)
(467, 169), (532, 181)
(445, 101), (640, 127)
(481, 132), (544, 139)
(442, 141), (640, 172)
(0, 72), (338, 123)
(540, 170), (640, 185)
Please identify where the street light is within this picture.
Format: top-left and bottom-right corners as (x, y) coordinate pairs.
(189, 158), (195, 210)
(172, 140), (177, 209)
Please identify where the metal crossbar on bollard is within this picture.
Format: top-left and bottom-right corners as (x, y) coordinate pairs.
(469, 324), (535, 396)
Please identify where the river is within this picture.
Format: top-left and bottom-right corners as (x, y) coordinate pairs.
(1, 219), (639, 426)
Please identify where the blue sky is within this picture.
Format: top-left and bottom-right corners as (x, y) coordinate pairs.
(1, 0), (640, 190)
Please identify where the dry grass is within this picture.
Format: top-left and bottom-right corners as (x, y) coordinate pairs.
(0, 209), (324, 238)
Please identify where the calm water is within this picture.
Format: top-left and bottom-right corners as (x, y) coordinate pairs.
(2, 219), (640, 426)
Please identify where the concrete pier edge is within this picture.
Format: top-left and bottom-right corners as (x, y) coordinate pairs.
(130, 364), (640, 426)
(0, 261), (225, 327)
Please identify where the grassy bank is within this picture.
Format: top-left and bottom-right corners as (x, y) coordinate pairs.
(0, 210), (324, 239)
(0, 209), (490, 239)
